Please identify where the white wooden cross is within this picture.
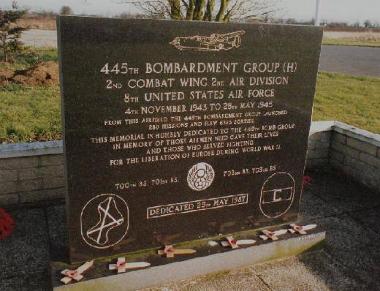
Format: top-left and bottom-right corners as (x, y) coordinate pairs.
(157, 245), (196, 258)
(109, 257), (150, 273)
(60, 260), (94, 285)
(288, 224), (317, 235)
(259, 229), (288, 241)
(220, 236), (256, 248)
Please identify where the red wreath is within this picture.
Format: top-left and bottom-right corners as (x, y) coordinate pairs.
(0, 208), (15, 240)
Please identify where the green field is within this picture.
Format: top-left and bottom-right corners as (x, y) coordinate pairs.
(314, 72), (380, 133)
(0, 84), (61, 142)
(1, 52), (380, 142)
(0, 48), (60, 142)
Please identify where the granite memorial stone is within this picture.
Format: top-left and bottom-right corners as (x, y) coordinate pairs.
(57, 16), (323, 262)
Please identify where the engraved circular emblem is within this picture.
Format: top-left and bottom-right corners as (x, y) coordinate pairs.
(259, 172), (296, 218)
(80, 194), (129, 249)
(187, 162), (215, 191)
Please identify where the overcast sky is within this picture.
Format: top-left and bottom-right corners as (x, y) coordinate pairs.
(1, 0), (379, 24)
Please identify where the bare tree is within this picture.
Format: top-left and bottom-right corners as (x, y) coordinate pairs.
(126, 0), (280, 22)
(60, 6), (73, 15)
(363, 20), (373, 28)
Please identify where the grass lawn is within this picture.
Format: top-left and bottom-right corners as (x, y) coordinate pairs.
(314, 72), (380, 133)
(0, 84), (61, 143)
(0, 66), (379, 142)
(322, 38), (380, 47)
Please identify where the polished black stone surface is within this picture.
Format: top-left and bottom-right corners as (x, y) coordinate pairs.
(58, 16), (322, 262)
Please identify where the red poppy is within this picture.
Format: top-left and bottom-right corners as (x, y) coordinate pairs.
(303, 175), (312, 186)
(0, 208), (15, 240)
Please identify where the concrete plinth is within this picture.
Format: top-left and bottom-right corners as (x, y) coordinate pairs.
(52, 230), (325, 291)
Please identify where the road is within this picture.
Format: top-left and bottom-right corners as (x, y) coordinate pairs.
(319, 45), (380, 77)
(21, 29), (57, 48)
(21, 29), (380, 77)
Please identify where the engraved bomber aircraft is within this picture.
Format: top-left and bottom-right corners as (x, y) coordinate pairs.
(170, 30), (245, 51)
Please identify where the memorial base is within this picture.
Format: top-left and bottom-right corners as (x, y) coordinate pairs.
(51, 226), (325, 290)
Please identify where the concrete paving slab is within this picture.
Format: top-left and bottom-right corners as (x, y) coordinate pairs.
(0, 272), (50, 291)
(142, 268), (270, 291)
(298, 250), (366, 290)
(349, 206), (380, 237)
(46, 204), (68, 261)
(308, 169), (380, 214)
(0, 208), (50, 279)
(317, 214), (380, 289)
(253, 257), (330, 290)
(319, 214), (379, 251)
(252, 250), (363, 290)
(299, 189), (339, 221)
(140, 250), (367, 291)
(325, 243), (380, 290)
